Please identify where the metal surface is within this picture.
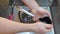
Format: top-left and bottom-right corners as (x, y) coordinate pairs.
(50, 7), (60, 34)
(8, 0), (54, 34)
(16, 6), (35, 16)
(14, 0), (53, 6)
(16, 6), (52, 24)
(13, 6), (54, 34)
(36, 0), (53, 7)
(0, 0), (59, 34)
(50, 0), (60, 34)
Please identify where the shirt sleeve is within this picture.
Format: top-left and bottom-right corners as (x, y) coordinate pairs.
(0, 0), (9, 18)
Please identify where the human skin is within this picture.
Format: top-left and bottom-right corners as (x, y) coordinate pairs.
(0, 0), (52, 34)
(0, 17), (52, 34)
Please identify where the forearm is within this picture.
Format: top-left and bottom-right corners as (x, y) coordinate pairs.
(21, 0), (40, 10)
(0, 17), (34, 34)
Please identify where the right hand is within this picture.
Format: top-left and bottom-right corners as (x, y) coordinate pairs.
(31, 22), (52, 34)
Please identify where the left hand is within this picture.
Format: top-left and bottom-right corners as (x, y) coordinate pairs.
(31, 7), (51, 22)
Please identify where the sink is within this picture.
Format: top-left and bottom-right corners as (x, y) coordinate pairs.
(13, 6), (54, 34)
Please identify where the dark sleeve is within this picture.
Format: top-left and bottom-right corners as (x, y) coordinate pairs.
(14, 0), (25, 6)
(0, 0), (9, 18)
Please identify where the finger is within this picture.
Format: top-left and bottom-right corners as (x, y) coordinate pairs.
(44, 11), (51, 17)
(46, 29), (52, 32)
(39, 32), (46, 34)
(45, 24), (52, 29)
(31, 9), (37, 15)
(32, 16), (39, 22)
(45, 27), (52, 32)
(32, 16), (36, 21)
(31, 10), (40, 22)
(45, 24), (52, 32)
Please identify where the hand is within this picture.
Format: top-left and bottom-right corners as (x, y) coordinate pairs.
(31, 22), (52, 34)
(31, 7), (51, 22)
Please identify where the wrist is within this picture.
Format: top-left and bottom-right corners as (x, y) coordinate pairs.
(29, 23), (39, 32)
(31, 7), (41, 13)
(31, 6), (40, 11)
(27, 24), (36, 32)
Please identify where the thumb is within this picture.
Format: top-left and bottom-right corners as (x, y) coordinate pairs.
(45, 24), (52, 29)
(45, 24), (52, 32)
(31, 9), (40, 22)
(32, 16), (39, 22)
(31, 9), (36, 14)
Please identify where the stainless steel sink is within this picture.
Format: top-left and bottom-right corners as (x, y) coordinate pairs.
(13, 6), (54, 34)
